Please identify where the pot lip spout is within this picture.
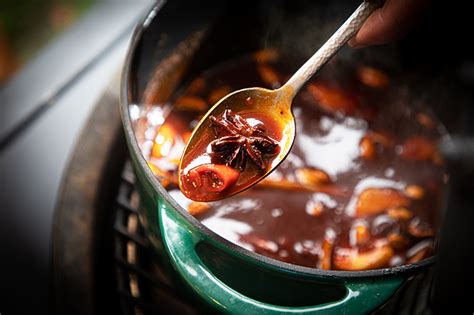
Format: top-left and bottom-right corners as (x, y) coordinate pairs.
(120, 2), (436, 280)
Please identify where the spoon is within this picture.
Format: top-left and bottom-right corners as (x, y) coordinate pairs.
(179, 0), (382, 201)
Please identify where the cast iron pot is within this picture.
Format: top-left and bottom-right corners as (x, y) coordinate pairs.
(120, 0), (438, 313)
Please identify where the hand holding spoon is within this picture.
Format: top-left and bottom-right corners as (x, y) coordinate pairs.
(179, 1), (382, 202)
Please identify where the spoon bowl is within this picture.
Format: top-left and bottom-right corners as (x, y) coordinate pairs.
(179, 86), (296, 199)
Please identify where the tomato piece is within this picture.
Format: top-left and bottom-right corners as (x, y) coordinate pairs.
(180, 164), (240, 201)
(359, 136), (376, 160)
(333, 245), (394, 271)
(399, 136), (437, 161)
(307, 82), (358, 114)
(357, 65), (390, 88)
(355, 188), (410, 217)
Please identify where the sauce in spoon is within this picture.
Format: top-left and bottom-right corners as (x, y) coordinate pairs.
(180, 108), (283, 201)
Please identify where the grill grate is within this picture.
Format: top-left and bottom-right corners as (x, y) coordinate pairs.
(113, 162), (198, 315)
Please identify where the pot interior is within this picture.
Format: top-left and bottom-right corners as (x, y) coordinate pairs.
(124, 0), (465, 277)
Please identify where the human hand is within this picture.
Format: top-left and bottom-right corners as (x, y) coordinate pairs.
(349, 0), (431, 48)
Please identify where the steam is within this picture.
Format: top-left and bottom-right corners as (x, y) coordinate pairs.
(259, 1), (357, 58)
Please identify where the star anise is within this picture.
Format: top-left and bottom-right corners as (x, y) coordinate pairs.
(208, 109), (279, 172)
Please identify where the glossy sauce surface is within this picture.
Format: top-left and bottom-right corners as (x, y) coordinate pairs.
(139, 51), (448, 270)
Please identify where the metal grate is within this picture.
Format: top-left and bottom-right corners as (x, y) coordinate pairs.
(113, 162), (198, 315)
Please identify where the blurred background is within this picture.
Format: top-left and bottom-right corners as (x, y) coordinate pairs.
(0, 1), (152, 314)
(0, 0), (96, 84)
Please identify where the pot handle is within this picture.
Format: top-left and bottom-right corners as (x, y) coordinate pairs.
(159, 205), (403, 314)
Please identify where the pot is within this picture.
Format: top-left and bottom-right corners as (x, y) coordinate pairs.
(120, 1), (439, 313)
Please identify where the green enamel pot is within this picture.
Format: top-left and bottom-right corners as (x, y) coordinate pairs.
(120, 1), (436, 313)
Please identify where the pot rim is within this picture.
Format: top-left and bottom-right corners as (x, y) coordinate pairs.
(120, 1), (436, 279)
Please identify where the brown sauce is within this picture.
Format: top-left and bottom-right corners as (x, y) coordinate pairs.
(139, 50), (448, 270)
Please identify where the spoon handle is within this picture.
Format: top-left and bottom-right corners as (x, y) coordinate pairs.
(283, 0), (383, 95)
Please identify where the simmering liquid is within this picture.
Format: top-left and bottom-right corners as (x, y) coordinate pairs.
(139, 50), (447, 270)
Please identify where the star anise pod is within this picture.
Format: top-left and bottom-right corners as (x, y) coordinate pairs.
(209, 109), (279, 172)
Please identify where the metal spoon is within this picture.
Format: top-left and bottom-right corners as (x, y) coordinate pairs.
(179, 1), (382, 200)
